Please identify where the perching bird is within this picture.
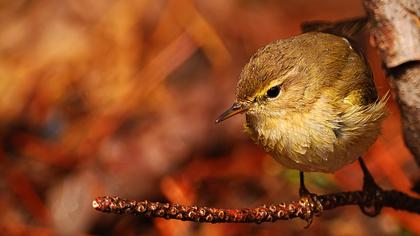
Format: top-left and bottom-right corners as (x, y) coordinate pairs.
(216, 19), (388, 219)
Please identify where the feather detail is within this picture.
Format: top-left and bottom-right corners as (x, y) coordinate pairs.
(237, 32), (388, 173)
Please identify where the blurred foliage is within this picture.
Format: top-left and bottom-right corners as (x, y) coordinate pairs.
(0, 0), (418, 235)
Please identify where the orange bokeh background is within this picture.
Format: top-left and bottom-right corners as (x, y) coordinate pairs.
(0, 0), (418, 235)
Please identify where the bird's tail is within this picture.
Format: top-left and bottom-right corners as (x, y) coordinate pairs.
(301, 17), (368, 39)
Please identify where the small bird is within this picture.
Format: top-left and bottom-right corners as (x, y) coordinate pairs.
(216, 29), (388, 218)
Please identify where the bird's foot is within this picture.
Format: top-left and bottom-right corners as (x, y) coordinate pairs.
(358, 158), (384, 217)
(298, 172), (323, 228)
(298, 191), (323, 228)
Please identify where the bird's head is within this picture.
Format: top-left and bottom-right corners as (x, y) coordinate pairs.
(216, 34), (321, 126)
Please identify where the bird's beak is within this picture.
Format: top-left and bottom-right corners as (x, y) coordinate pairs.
(215, 102), (249, 123)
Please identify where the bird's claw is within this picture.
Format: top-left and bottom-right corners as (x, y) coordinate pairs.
(358, 178), (384, 217)
(298, 171), (322, 227)
(299, 192), (323, 228)
(358, 158), (384, 217)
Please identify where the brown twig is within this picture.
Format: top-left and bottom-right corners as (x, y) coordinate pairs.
(93, 190), (420, 224)
(92, 15), (420, 224)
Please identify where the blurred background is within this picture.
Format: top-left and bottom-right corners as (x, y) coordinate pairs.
(0, 0), (419, 235)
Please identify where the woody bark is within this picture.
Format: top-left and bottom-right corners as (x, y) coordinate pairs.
(364, 0), (420, 165)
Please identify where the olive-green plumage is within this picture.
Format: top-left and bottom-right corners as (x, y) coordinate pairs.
(218, 32), (388, 172)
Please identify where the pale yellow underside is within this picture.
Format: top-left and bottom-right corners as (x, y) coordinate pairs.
(245, 93), (388, 173)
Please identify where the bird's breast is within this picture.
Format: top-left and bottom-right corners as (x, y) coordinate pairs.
(245, 97), (386, 172)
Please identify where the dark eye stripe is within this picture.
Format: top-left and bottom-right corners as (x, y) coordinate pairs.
(266, 85), (281, 98)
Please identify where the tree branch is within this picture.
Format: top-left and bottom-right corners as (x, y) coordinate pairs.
(364, 0), (420, 165)
(92, 190), (420, 224)
(92, 11), (420, 224)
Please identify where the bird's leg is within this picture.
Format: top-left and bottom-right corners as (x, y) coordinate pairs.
(299, 171), (310, 196)
(358, 157), (383, 217)
(298, 171), (323, 228)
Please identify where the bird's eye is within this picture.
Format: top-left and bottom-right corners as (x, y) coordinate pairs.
(266, 85), (281, 98)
